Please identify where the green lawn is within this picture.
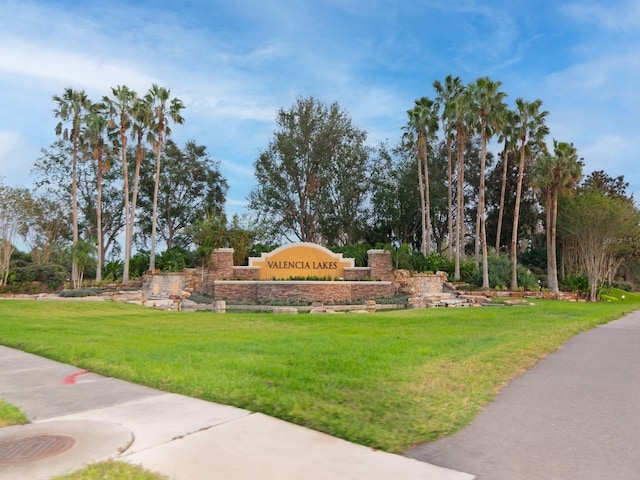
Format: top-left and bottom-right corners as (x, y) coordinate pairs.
(52, 461), (168, 480)
(0, 399), (27, 427)
(1, 293), (638, 453)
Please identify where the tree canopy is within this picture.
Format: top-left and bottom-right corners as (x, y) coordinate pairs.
(249, 97), (372, 245)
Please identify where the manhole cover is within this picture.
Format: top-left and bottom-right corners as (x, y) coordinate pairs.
(0, 434), (76, 464)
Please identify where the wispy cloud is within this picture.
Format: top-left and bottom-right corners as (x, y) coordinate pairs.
(1, 0), (639, 208)
(0, 38), (157, 93)
(563, 0), (640, 31)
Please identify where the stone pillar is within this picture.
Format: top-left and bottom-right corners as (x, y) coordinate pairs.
(368, 249), (393, 282)
(213, 300), (226, 313)
(208, 248), (235, 282)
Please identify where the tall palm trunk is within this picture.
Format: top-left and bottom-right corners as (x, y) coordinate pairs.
(120, 126), (131, 282)
(149, 127), (164, 272)
(479, 127), (489, 289)
(127, 134), (145, 275)
(510, 138), (526, 289)
(474, 203), (481, 267)
(495, 146), (509, 257)
(71, 135), (79, 288)
(423, 141), (432, 256)
(454, 125), (465, 281)
(96, 149), (103, 282)
(418, 133), (432, 256)
(548, 188), (560, 293)
(417, 146), (427, 256)
(446, 135), (453, 261)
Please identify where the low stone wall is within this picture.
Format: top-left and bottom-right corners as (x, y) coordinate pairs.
(212, 281), (257, 301)
(351, 281), (395, 300)
(466, 290), (581, 301)
(344, 267), (371, 280)
(144, 271), (196, 297)
(395, 270), (448, 296)
(212, 280), (394, 303)
(231, 266), (260, 280)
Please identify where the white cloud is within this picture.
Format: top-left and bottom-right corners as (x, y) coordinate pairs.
(0, 39), (157, 94)
(564, 0), (640, 31)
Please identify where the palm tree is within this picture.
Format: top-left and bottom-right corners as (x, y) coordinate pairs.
(127, 96), (153, 277)
(82, 103), (111, 282)
(104, 85), (137, 282)
(495, 109), (517, 258)
(533, 140), (583, 293)
(145, 84), (185, 272)
(53, 88), (91, 288)
(433, 76), (463, 261)
(469, 77), (507, 289)
(404, 97), (439, 255)
(510, 98), (549, 289)
(448, 86), (472, 281)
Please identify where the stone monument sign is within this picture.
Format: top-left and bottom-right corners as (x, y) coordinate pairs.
(249, 242), (354, 280)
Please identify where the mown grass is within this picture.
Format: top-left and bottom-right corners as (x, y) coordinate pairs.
(52, 460), (168, 480)
(1, 291), (638, 453)
(0, 399), (28, 427)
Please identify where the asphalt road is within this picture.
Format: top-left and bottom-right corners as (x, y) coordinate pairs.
(406, 310), (640, 480)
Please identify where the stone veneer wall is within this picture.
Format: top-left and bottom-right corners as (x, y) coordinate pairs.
(368, 249), (394, 282)
(208, 248), (234, 281)
(231, 266), (260, 280)
(212, 280), (394, 303)
(394, 270), (448, 296)
(343, 267), (371, 280)
(144, 246), (396, 304)
(144, 270), (197, 298)
(206, 246), (395, 303)
(412, 272), (448, 295)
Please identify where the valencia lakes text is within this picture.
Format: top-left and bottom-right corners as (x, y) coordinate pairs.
(266, 261), (338, 269)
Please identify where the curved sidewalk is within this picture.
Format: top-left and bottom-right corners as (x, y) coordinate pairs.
(407, 310), (640, 479)
(0, 345), (472, 480)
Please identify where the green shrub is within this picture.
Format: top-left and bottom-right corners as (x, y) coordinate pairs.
(519, 246), (547, 271)
(389, 244), (413, 271)
(130, 250), (150, 277)
(157, 246), (198, 272)
(517, 265), (540, 291)
(561, 274), (589, 294)
(476, 255), (510, 289)
(189, 292), (214, 304)
(11, 264), (68, 290)
(473, 255), (539, 290)
(103, 260), (124, 282)
(424, 253), (453, 275)
(58, 288), (103, 297)
(459, 259), (477, 283)
(330, 244), (372, 267)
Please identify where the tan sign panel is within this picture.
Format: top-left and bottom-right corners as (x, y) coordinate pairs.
(249, 243), (354, 280)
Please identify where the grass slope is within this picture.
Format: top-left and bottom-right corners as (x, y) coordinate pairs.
(1, 293), (638, 453)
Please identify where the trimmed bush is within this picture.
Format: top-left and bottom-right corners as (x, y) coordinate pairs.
(562, 274), (589, 294)
(474, 255), (539, 291)
(58, 288), (103, 297)
(11, 264), (68, 290)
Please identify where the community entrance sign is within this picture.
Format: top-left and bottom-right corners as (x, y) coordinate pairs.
(249, 243), (354, 280)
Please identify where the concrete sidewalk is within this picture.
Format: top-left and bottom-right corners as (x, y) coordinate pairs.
(407, 310), (640, 479)
(0, 345), (473, 480)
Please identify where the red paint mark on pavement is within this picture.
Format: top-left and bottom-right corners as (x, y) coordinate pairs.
(62, 370), (89, 384)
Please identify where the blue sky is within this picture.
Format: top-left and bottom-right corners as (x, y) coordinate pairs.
(1, 0), (639, 216)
